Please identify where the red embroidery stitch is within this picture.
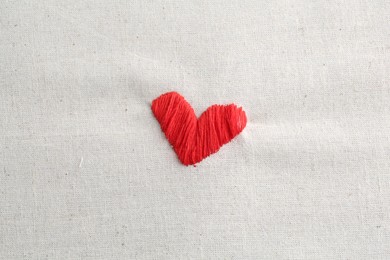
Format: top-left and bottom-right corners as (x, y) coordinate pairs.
(151, 92), (247, 166)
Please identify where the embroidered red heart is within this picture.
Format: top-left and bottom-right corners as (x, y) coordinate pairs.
(151, 92), (247, 166)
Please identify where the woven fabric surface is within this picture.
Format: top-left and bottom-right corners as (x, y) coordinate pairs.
(1, 0), (390, 259)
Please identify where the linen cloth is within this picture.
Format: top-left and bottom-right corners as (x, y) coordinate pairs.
(1, 0), (389, 259)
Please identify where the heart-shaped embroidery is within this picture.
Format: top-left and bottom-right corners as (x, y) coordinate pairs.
(151, 92), (247, 166)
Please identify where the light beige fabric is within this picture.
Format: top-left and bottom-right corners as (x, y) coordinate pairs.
(1, 0), (389, 259)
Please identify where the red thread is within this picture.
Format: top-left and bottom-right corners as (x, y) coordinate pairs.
(151, 92), (247, 166)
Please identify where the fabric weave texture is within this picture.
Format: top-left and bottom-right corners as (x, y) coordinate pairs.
(1, 0), (390, 259)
